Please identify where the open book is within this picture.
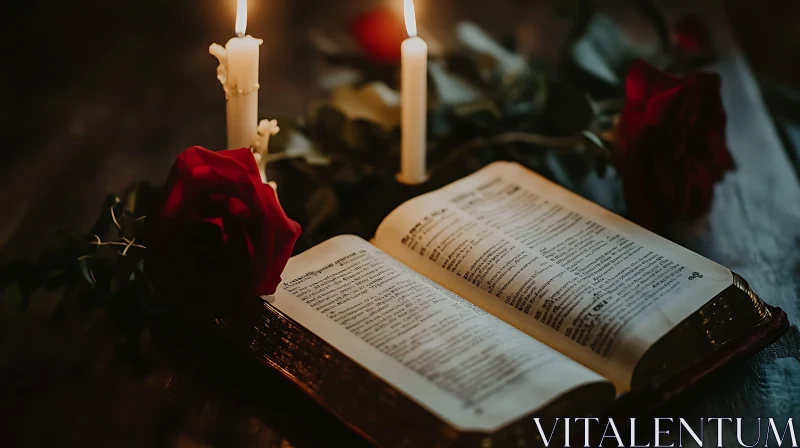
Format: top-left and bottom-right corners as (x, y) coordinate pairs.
(218, 162), (787, 447)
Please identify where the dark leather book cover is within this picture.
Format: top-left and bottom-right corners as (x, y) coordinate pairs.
(216, 276), (789, 448)
(613, 303), (789, 417)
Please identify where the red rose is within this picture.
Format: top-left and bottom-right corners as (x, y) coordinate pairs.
(674, 14), (711, 57)
(614, 60), (735, 229)
(349, 8), (406, 64)
(144, 147), (301, 319)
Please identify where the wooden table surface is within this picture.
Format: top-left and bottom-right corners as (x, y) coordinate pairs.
(1, 1), (799, 447)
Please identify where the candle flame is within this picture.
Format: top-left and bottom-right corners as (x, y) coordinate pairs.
(235, 0), (247, 36)
(404, 0), (417, 37)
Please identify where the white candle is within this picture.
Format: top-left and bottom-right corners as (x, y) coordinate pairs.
(397, 0), (429, 185)
(210, 0), (263, 149)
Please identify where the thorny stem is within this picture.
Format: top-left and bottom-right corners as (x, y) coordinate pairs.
(89, 240), (146, 250)
(121, 238), (137, 256)
(88, 233), (146, 257)
(82, 210), (148, 260)
(110, 206), (122, 232)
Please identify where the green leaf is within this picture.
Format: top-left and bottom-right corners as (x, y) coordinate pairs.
(265, 121), (331, 166)
(635, 0), (671, 52)
(90, 245), (121, 298)
(429, 60), (483, 107)
(569, 14), (663, 86)
(123, 185), (141, 215)
(110, 249), (143, 295)
(78, 258), (96, 289)
(456, 22), (528, 83)
(304, 186), (340, 235)
(442, 54), (491, 91)
(498, 70), (548, 120)
(321, 82), (401, 132)
(452, 99), (503, 130)
(309, 88), (397, 159)
(122, 182), (155, 218)
(312, 105), (348, 144)
(341, 120), (366, 151)
(90, 195), (122, 239)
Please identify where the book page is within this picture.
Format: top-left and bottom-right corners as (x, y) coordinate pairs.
(271, 235), (610, 431)
(374, 161), (733, 391)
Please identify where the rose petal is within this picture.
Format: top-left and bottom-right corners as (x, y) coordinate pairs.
(227, 196), (251, 218)
(253, 184), (302, 295)
(624, 60), (681, 109)
(202, 216), (228, 243)
(223, 147), (263, 180)
(174, 147), (257, 187)
(160, 181), (186, 218)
